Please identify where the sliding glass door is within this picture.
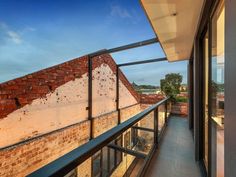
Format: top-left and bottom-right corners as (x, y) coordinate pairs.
(203, 30), (209, 173)
(210, 0), (225, 177)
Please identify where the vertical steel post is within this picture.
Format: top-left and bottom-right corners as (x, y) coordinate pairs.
(154, 108), (159, 145)
(165, 102), (168, 125)
(116, 66), (120, 124)
(88, 56), (93, 140)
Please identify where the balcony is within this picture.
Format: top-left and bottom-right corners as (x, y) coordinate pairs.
(146, 116), (202, 177)
(25, 97), (202, 177)
(1, 0), (234, 176)
(0, 38), (195, 177)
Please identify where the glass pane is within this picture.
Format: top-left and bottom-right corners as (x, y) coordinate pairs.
(131, 124), (139, 147)
(167, 101), (171, 118)
(102, 147), (109, 177)
(116, 137), (122, 166)
(64, 169), (77, 177)
(124, 131), (131, 149)
(92, 151), (102, 177)
(211, 0), (224, 176)
(109, 146), (115, 172)
(203, 30), (209, 170)
(211, 0), (225, 123)
(110, 130), (138, 177)
(158, 104), (166, 133)
(134, 111), (154, 154)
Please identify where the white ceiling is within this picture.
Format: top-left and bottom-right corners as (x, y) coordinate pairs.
(141, 0), (204, 62)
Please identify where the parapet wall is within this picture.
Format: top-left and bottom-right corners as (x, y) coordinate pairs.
(0, 53), (141, 177)
(0, 104), (141, 177)
(0, 54), (139, 148)
(140, 94), (165, 104)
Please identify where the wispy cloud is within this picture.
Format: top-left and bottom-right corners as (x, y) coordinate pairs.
(110, 5), (132, 19)
(0, 22), (8, 29)
(0, 21), (23, 44)
(7, 31), (22, 44)
(109, 4), (142, 25)
(24, 27), (36, 32)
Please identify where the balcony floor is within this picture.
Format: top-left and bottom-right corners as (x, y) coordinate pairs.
(146, 116), (202, 177)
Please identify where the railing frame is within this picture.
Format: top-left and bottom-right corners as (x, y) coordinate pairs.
(27, 38), (170, 177)
(27, 97), (170, 177)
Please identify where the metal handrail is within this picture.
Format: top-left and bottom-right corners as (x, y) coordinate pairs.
(27, 97), (169, 177)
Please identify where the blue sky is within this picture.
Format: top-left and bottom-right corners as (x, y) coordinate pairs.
(0, 0), (187, 85)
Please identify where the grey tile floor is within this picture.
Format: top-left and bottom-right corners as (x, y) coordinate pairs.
(145, 117), (202, 177)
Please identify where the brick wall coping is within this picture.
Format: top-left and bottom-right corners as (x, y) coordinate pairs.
(0, 103), (141, 151)
(92, 103), (140, 119)
(0, 119), (89, 151)
(92, 110), (118, 119)
(0, 54), (139, 119)
(119, 103), (140, 110)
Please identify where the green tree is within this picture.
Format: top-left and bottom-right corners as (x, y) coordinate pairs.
(160, 73), (183, 102)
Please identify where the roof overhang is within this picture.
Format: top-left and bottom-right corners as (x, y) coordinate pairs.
(140, 0), (204, 62)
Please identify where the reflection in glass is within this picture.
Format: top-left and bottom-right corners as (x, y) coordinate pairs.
(158, 105), (166, 133)
(92, 151), (102, 177)
(109, 146), (115, 172)
(211, 0), (225, 122)
(102, 147), (108, 177)
(203, 30), (209, 171)
(124, 131), (131, 149)
(211, 1), (224, 177)
(116, 136), (122, 166)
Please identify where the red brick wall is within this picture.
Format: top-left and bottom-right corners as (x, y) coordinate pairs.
(0, 55), (88, 119)
(0, 53), (142, 176)
(92, 54), (140, 102)
(0, 104), (142, 177)
(93, 111), (118, 137)
(0, 54), (139, 120)
(120, 104), (140, 123)
(0, 120), (90, 177)
(171, 102), (188, 116)
(140, 94), (165, 104)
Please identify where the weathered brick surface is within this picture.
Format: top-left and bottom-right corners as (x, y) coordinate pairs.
(171, 102), (188, 116)
(0, 104), (142, 176)
(0, 55), (88, 119)
(140, 103), (166, 131)
(93, 111), (118, 137)
(0, 51), (156, 176)
(77, 158), (91, 176)
(0, 54), (139, 120)
(120, 104), (141, 123)
(93, 104), (142, 137)
(92, 54), (140, 102)
(0, 120), (90, 177)
(140, 94), (164, 104)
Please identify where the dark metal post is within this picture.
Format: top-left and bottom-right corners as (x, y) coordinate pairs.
(88, 56), (93, 140)
(116, 66), (120, 124)
(117, 57), (167, 67)
(165, 102), (168, 125)
(188, 58), (194, 130)
(154, 108), (159, 145)
(90, 38), (158, 58)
